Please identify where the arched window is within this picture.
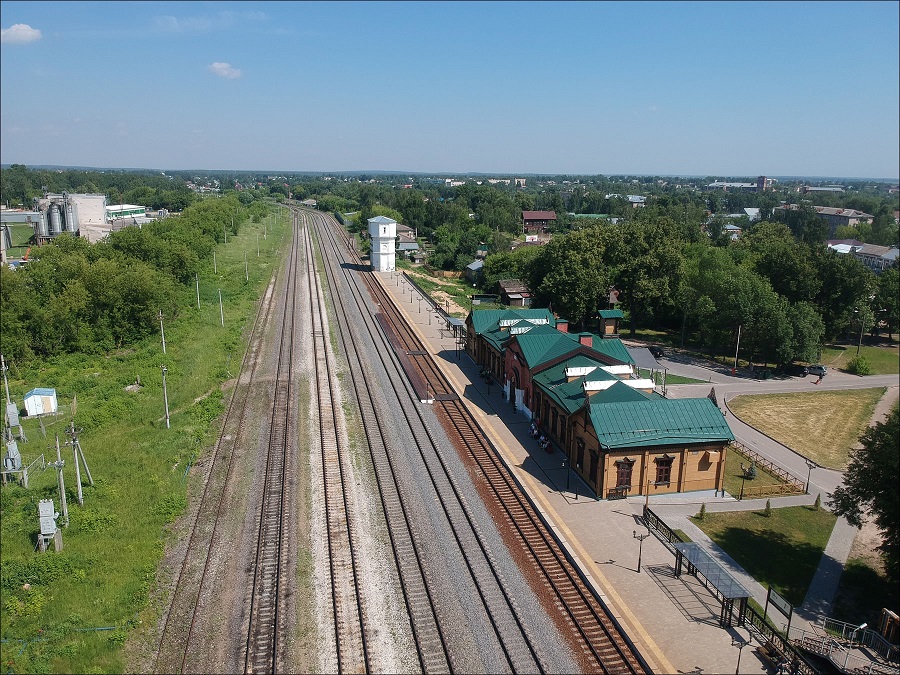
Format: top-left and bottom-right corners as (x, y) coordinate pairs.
(615, 458), (634, 488)
(655, 455), (674, 485)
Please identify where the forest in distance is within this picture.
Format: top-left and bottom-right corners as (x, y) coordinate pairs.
(1, 166), (897, 370)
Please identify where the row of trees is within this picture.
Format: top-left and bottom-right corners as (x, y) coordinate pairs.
(481, 217), (898, 366)
(1, 164), (197, 212)
(0, 194), (256, 362)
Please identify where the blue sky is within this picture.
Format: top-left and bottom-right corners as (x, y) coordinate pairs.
(2, 1), (898, 178)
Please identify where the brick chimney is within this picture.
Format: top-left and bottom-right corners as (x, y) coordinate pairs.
(556, 319), (569, 333)
(579, 332), (593, 347)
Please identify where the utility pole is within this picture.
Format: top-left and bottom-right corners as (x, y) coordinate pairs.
(195, 273), (201, 309)
(213, 250), (217, 274)
(161, 365), (170, 429)
(245, 252), (248, 282)
(52, 434), (68, 527)
(218, 289), (224, 326)
(158, 310), (166, 354)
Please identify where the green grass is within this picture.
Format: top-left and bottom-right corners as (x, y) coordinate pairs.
(691, 505), (837, 606)
(831, 556), (900, 628)
(0, 209), (288, 674)
(728, 389), (885, 470)
(819, 342), (899, 375)
(723, 445), (790, 498)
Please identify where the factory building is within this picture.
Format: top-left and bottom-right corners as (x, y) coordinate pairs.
(32, 193), (107, 243)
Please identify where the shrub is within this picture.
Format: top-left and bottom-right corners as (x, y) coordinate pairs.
(698, 503), (706, 520)
(846, 355), (873, 376)
(764, 499), (772, 517)
(814, 494), (821, 511)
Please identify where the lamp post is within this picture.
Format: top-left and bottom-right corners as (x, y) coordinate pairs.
(844, 623), (867, 670)
(857, 312), (865, 357)
(739, 463), (747, 501)
(732, 629), (752, 675)
(161, 365), (170, 429)
(633, 529), (650, 573)
(805, 458), (816, 494)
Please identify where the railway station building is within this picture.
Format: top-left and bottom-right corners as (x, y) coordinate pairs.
(465, 308), (733, 498)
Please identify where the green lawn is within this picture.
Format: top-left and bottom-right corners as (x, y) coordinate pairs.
(691, 505), (837, 606)
(728, 389), (885, 470)
(819, 342), (899, 375)
(0, 209), (288, 674)
(723, 445), (791, 498)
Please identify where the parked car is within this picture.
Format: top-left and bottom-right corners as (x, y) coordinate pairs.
(787, 364), (809, 377)
(808, 364), (828, 376)
(648, 346), (666, 359)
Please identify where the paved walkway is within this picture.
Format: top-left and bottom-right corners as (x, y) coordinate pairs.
(375, 271), (900, 673)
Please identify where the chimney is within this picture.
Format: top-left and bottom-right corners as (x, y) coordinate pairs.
(579, 332), (593, 347)
(556, 319), (569, 333)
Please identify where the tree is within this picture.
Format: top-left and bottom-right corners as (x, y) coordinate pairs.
(874, 267), (899, 339)
(829, 405), (899, 582)
(528, 226), (611, 328)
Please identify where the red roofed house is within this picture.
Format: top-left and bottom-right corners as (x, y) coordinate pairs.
(522, 210), (557, 235)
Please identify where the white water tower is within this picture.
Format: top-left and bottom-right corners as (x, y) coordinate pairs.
(367, 216), (396, 272)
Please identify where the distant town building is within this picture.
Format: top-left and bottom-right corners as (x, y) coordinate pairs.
(522, 210), (556, 235)
(497, 279), (532, 307)
(777, 204), (874, 234)
(706, 176), (773, 192)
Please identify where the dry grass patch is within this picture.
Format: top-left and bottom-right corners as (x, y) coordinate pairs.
(728, 388), (885, 470)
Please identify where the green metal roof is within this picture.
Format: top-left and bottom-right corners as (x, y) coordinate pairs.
(468, 308), (556, 335)
(516, 331), (582, 369)
(533, 360), (658, 415)
(533, 355), (618, 414)
(589, 336), (633, 364)
(481, 322), (558, 354)
(588, 397), (734, 449)
(599, 309), (624, 319)
(589, 380), (656, 404)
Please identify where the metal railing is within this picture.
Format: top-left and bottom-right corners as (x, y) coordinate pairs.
(730, 441), (806, 494)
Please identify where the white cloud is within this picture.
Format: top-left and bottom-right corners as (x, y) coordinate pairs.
(208, 62), (241, 79)
(155, 11), (266, 33)
(1, 23), (42, 44)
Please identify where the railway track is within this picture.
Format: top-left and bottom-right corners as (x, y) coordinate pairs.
(309, 208), (649, 674)
(153, 231), (285, 675)
(243, 209), (302, 673)
(308, 209), (563, 673)
(302, 215), (369, 672)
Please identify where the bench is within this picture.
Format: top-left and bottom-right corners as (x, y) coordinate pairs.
(756, 641), (784, 672)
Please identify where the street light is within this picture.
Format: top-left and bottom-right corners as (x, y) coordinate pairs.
(739, 463), (747, 501)
(732, 629), (752, 675)
(633, 529), (650, 573)
(805, 458), (816, 494)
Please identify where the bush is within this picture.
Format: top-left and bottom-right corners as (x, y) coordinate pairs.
(846, 355), (873, 376)
(698, 503), (706, 520)
(764, 499), (772, 517)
